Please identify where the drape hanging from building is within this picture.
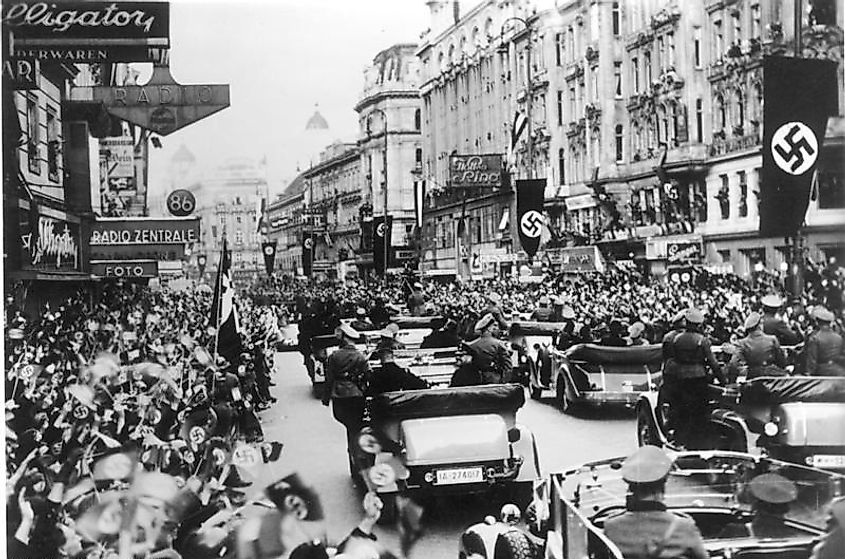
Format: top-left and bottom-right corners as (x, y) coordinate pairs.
(373, 215), (393, 276)
(760, 56), (838, 237)
(261, 241), (277, 277)
(302, 233), (314, 276)
(516, 179), (545, 258)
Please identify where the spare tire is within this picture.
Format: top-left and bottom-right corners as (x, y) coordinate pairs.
(493, 530), (538, 559)
(459, 529), (487, 559)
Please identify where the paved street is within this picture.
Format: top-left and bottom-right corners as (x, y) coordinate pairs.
(247, 337), (636, 558)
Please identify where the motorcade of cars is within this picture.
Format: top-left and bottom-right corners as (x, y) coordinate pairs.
(509, 321), (565, 395)
(636, 375), (845, 471)
(536, 343), (662, 414)
(352, 384), (541, 522)
(536, 450), (844, 559)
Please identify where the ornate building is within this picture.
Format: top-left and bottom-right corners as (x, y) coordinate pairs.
(266, 173), (306, 277)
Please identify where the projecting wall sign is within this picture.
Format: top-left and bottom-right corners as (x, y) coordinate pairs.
(90, 64), (230, 136)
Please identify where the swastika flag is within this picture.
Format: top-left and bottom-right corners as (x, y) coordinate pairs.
(761, 56), (838, 238)
(516, 179), (546, 258)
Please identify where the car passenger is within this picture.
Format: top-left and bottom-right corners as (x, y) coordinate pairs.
(367, 348), (428, 395)
(374, 323), (406, 352)
(530, 296), (554, 322)
(761, 294), (804, 346)
(809, 496), (845, 559)
(467, 314), (513, 384)
(450, 343), (483, 387)
(731, 312), (787, 379)
(603, 446), (708, 559)
(419, 319), (461, 349)
(805, 307), (845, 376)
(718, 473), (802, 539)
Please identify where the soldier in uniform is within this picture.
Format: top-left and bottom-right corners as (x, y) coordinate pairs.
(483, 293), (509, 331)
(659, 309), (726, 449)
(467, 313), (513, 384)
(322, 323), (370, 474)
(374, 323), (406, 352)
(805, 307), (845, 376)
(810, 496), (845, 559)
(604, 446), (708, 559)
(731, 312), (787, 379)
(530, 296), (554, 322)
(350, 308), (377, 332)
(367, 348), (428, 395)
(761, 294), (803, 346)
(406, 282), (426, 316)
(719, 473), (802, 539)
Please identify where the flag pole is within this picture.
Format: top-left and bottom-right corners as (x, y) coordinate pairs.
(212, 234), (226, 387)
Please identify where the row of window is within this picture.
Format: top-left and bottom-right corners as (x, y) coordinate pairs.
(24, 93), (61, 182)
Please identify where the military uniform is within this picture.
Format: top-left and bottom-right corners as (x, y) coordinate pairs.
(761, 295), (803, 345)
(718, 473), (800, 539)
(367, 361), (428, 395)
(733, 314), (787, 379)
(604, 446), (708, 559)
(806, 308), (845, 376)
(468, 314), (512, 384)
(530, 296), (554, 322)
(810, 497), (845, 559)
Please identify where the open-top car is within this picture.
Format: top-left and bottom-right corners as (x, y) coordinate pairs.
(637, 375), (845, 471)
(366, 347), (458, 388)
(385, 315), (447, 349)
(539, 450), (844, 559)
(353, 384), (540, 517)
(509, 321), (565, 394)
(544, 343), (662, 414)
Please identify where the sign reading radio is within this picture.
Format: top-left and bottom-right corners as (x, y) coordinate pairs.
(90, 217), (199, 245)
(449, 154), (502, 188)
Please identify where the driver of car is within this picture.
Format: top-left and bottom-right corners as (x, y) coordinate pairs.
(604, 446), (708, 559)
(731, 312), (787, 379)
(718, 473), (800, 539)
(367, 348), (428, 395)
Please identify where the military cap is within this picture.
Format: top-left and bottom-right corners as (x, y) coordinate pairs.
(538, 296), (550, 306)
(475, 313), (496, 332)
(621, 445), (674, 484)
(761, 294), (784, 309)
(628, 321), (645, 338)
(748, 473), (798, 504)
(336, 323), (361, 340)
(561, 306), (576, 320)
(813, 306), (835, 323)
(744, 312), (762, 331)
(413, 282), (423, 289)
(685, 308), (705, 324)
(671, 310), (687, 324)
(379, 322), (400, 338)
(356, 307), (367, 316)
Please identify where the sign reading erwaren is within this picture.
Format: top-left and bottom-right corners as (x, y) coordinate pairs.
(90, 217), (199, 246)
(449, 154), (502, 188)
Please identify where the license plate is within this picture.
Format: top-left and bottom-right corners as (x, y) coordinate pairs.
(812, 455), (845, 468)
(435, 467), (484, 485)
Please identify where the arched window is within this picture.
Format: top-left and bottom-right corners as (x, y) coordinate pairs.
(615, 125), (624, 162)
(715, 95), (726, 130)
(736, 91), (745, 133)
(414, 109), (421, 131)
(448, 44), (455, 64)
(471, 26), (479, 47)
(558, 148), (566, 184)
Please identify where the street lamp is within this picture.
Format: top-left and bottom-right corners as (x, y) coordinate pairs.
(367, 107), (389, 285)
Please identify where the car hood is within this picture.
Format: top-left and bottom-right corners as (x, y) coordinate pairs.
(400, 414), (508, 465)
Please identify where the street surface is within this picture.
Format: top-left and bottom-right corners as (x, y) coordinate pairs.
(244, 327), (637, 557)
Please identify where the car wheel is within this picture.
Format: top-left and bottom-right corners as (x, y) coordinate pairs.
(637, 406), (660, 448)
(556, 378), (575, 415)
(493, 530), (537, 559)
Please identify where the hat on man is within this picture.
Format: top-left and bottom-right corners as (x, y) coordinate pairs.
(336, 323), (361, 340)
(379, 323), (400, 338)
(685, 308), (705, 324)
(413, 282), (423, 289)
(744, 312), (762, 331)
(812, 306), (835, 323)
(761, 294), (784, 309)
(356, 307), (367, 317)
(628, 321), (645, 338)
(748, 473), (798, 504)
(621, 445), (674, 484)
(561, 306), (576, 320)
(487, 292), (502, 304)
(671, 310), (687, 325)
(538, 296), (550, 306)
(474, 313), (496, 333)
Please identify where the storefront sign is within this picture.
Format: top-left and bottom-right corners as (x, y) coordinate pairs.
(2, 57), (36, 89)
(449, 154), (502, 188)
(100, 136), (134, 178)
(90, 217), (199, 246)
(166, 189), (196, 217)
(90, 64), (229, 136)
(20, 215), (80, 271)
(91, 260), (158, 278)
(666, 240), (702, 265)
(547, 246), (604, 273)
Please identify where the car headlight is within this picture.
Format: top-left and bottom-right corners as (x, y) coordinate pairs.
(763, 422), (779, 437)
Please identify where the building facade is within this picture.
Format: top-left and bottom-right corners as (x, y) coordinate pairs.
(187, 157), (268, 285)
(267, 173), (306, 277)
(355, 43), (424, 275)
(418, 0), (844, 278)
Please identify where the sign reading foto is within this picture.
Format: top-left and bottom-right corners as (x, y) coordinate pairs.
(91, 259), (158, 278)
(449, 154), (503, 188)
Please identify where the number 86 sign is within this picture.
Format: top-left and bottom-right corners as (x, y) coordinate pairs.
(166, 189), (197, 217)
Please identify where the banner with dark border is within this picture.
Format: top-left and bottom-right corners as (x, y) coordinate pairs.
(262, 241), (277, 277)
(516, 179), (545, 258)
(373, 215), (393, 276)
(302, 234), (313, 277)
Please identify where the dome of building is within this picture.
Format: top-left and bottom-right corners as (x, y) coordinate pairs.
(305, 106), (329, 130)
(171, 143), (195, 163)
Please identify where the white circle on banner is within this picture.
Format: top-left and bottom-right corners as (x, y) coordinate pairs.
(376, 223), (387, 238)
(771, 121), (818, 176)
(263, 245), (275, 256)
(304, 238), (313, 249)
(520, 210), (544, 238)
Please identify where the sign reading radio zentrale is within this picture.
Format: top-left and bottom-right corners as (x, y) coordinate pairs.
(449, 154), (503, 188)
(90, 217), (200, 246)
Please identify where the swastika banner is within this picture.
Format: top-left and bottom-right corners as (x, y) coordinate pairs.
(516, 179), (545, 258)
(262, 240), (277, 277)
(302, 233), (314, 277)
(373, 215), (393, 276)
(761, 56), (838, 238)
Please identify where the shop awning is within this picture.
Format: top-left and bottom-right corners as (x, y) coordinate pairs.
(498, 208), (510, 231)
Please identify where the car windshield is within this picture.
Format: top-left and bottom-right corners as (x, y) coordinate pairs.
(559, 451), (843, 531)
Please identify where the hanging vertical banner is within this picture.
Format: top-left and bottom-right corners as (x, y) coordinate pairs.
(516, 179), (545, 258)
(302, 233), (314, 277)
(413, 180), (425, 228)
(760, 56), (838, 237)
(262, 241), (277, 277)
(373, 215), (393, 276)
(197, 254), (207, 277)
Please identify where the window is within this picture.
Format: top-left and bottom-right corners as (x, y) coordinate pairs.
(716, 95), (726, 130)
(26, 94), (39, 174)
(667, 32), (675, 67)
(818, 167), (845, 208)
(415, 148), (422, 170)
(644, 51), (652, 84)
(556, 90), (563, 125)
(555, 32), (564, 66)
(612, 2), (621, 35)
(568, 86), (576, 119)
(751, 4), (761, 38)
(736, 93), (745, 134)
(696, 98), (703, 143)
(236, 216), (242, 224)
(732, 9), (742, 43)
(614, 62), (622, 97)
(235, 196), (242, 205)
(718, 174), (730, 219)
(808, 1), (837, 26)
(211, 225), (218, 238)
(632, 56), (639, 93)
(558, 148), (566, 185)
(694, 28), (702, 67)
(657, 36), (665, 71)
(236, 230), (244, 245)
(738, 171), (748, 217)
(590, 66), (599, 101)
(46, 106), (59, 182)
(713, 18), (724, 61)
(414, 109), (421, 131)
(567, 27), (575, 60)
(615, 125), (624, 162)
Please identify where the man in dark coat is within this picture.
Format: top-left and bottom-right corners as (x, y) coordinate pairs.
(367, 348), (428, 395)
(805, 307), (845, 376)
(761, 294), (803, 345)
